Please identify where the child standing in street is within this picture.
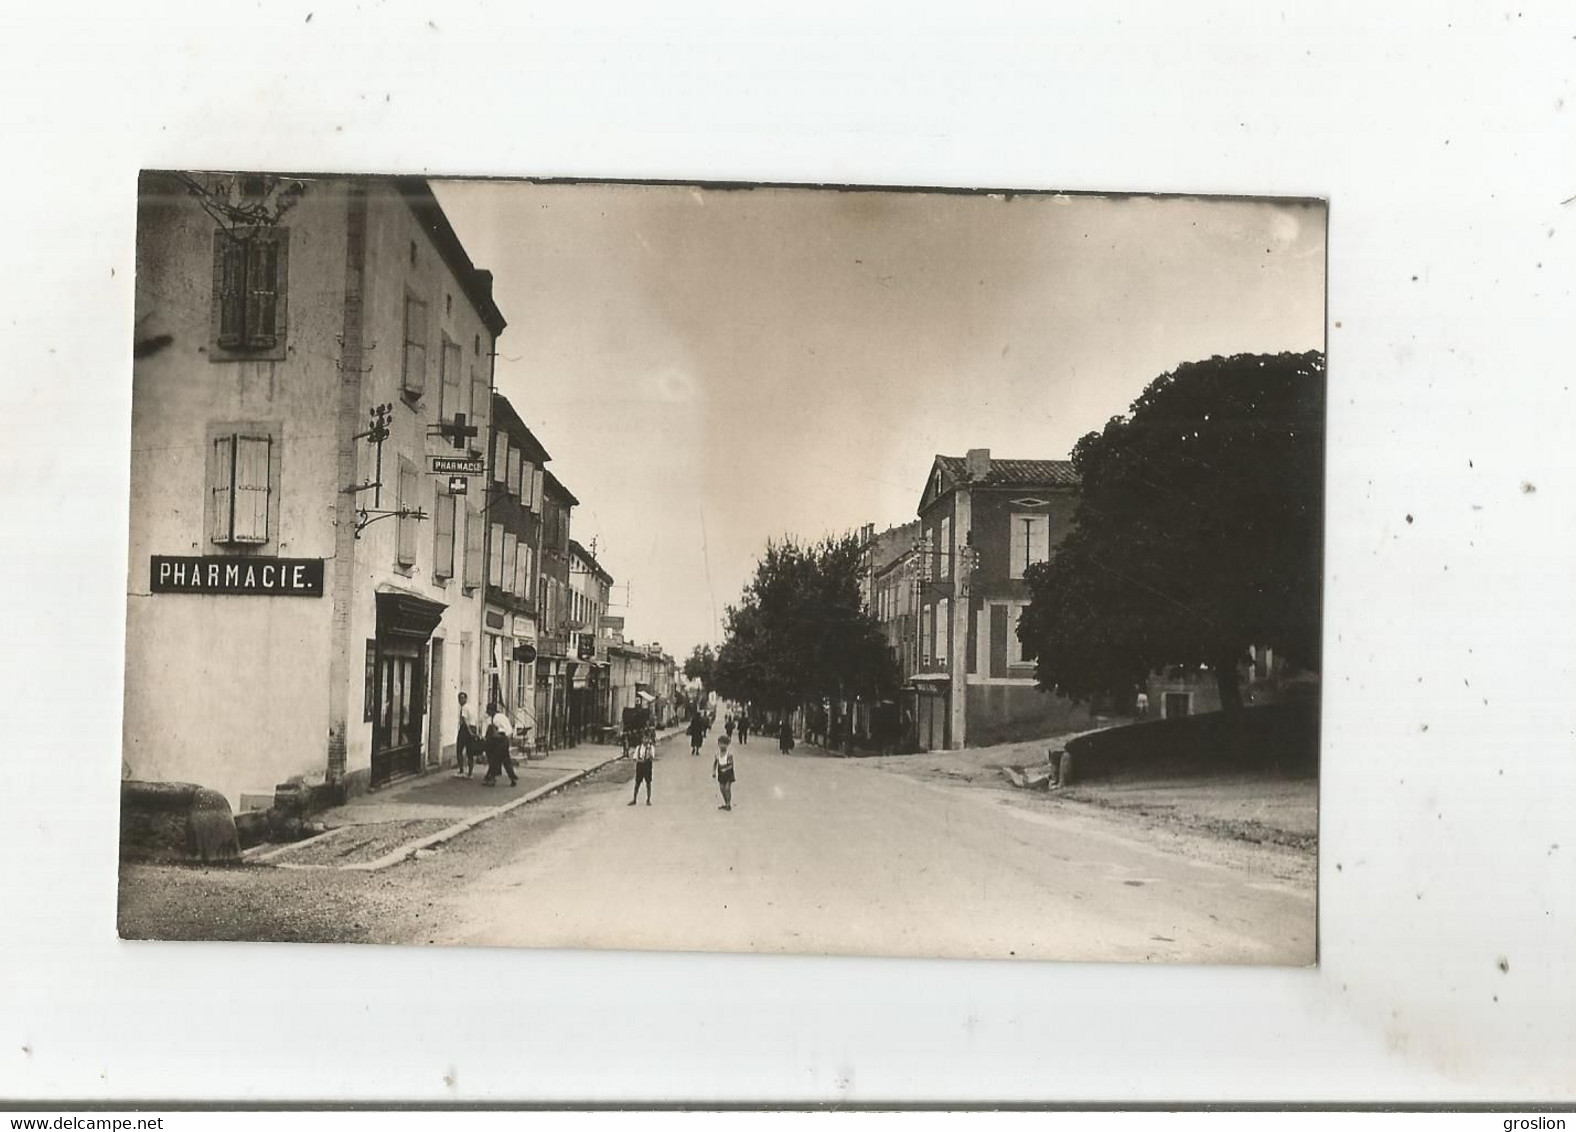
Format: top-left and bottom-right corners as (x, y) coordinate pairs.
(628, 727), (655, 806)
(713, 732), (736, 811)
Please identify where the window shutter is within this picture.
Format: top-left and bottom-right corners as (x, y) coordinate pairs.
(514, 550), (527, 597)
(503, 531), (517, 594)
(245, 236), (280, 349)
(441, 338), (461, 422)
(463, 505), (484, 588)
(507, 447), (522, 497)
(489, 522), (504, 586)
(433, 492), (456, 579)
(215, 237), (247, 349)
(402, 297), (428, 398)
(1009, 516), (1027, 578)
(939, 517), (951, 579)
(211, 434), (235, 543)
(493, 431), (508, 483)
(232, 436), (272, 543)
(530, 467), (544, 512)
(471, 369), (490, 443)
(396, 463), (418, 565)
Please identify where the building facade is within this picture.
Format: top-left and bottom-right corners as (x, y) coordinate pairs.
(535, 469), (578, 748)
(910, 448), (1091, 749)
(125, 172), (505, 808)
(482, 393), (551, 737)
(567, 539), (614, 742)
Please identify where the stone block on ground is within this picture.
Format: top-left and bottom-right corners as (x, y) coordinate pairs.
(121, 781), (241, 864)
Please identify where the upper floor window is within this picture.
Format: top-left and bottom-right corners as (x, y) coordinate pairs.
(401, 294), (428, 400)
(208, 430), (276, 545)
(1009, 513), (1051, 579)
(439, 335), (462, 424)
(938, 516), (952, 579)
(211, 228), (288, 361)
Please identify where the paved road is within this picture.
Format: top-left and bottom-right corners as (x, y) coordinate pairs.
(423, 730), (1315, 964)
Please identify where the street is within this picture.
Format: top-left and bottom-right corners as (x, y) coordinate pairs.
(124, 729), (1314, 965)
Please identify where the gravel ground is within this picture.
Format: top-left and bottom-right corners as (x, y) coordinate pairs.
(117, 762), (628, 944)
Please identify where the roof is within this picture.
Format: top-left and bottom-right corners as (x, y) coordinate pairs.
(392, 178), (507, 338)
(568, 538), (614, 585)
(542, 467), (580, 508)
(490, 394), (553, 464)
(934, 455), (1079, 488)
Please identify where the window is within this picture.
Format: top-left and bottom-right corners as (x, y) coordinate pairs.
(396, 460), (419, 566)
(919, 602), (932, 665)
(439, 335), (462, 423)
(1009, 513), (1051, 579)
(530, 467), (544, 512)
(463, 505), (483, 589)
(538, 577), (548, 618)
(502, 531), (518, 594)
(470, 366), (490, 445)
(507, 447), (523, 497)
(939, 516), (952, 579)
(402, 295), (428, 399)
(492, 430), (508, 483)
(488, 522), (504, 587)
(514, 545), (529, 598)
(211, 228), (288, 359)
(433, 490), (456, 580)
(1007, 603), (1029, 665)
(209, 430), (274, 546)
(936, 598), (950, 667)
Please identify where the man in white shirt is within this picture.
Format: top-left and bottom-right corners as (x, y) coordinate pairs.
(455, 691), (478, 778)
(482, 701), (518, 787)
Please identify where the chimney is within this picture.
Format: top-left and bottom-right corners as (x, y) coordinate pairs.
(965, 448), (990, 481)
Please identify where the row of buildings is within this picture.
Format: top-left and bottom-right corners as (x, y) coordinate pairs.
(858, 449), (1296, 751)
(124, 172), (677, 811)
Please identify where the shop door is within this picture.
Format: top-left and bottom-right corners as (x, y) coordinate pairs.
(372, 642), (426, 786)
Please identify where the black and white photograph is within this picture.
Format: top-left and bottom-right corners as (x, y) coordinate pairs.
(118, 172), (1326, 965)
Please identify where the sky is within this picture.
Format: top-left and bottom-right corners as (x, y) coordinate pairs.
(434, 182), (1326, 663)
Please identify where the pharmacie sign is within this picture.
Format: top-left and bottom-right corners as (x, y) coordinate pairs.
(150, 555), (325, 597)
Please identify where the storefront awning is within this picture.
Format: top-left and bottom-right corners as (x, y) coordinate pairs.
(635, 690), (657, 705)
(375, 591), (446, 642)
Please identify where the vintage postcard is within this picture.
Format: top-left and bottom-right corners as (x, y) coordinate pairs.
(119, 172), (1325, 964)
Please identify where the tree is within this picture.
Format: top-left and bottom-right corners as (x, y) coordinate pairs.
(1018, 350), (1325, 715)
(712, 534), (898, 712)
(682, 643), (716, 692)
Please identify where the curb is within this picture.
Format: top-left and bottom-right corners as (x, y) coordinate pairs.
(269, 723), (686, 872)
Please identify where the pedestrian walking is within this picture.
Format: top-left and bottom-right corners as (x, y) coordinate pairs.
(738, 710), (749, 746)
(455, 691), (478, 777)
(724, 713), (736, 740)
(713, 732), (736, 811)
(687, 709), (709, 757)
(778, 715), (794, 755)
(482, 701), (518, 787)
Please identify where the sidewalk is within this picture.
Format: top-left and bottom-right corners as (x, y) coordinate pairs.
(250, 724), (686, 871)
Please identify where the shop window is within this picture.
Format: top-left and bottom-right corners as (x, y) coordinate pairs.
(210, 227), (288, 360)
(402, 294), (428, 400)
(207, 425), (278, 547)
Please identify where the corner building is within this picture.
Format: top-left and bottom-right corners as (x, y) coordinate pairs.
(124, 172), (505, 809)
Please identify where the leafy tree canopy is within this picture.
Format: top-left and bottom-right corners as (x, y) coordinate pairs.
(713, 533), (898, 711)
(1018, 350), (1325, 711)
(682, 643), (716, 690)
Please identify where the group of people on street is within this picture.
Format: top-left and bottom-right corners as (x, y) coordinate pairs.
(454, 691), (520, 787)
(632, 720), (737, 810)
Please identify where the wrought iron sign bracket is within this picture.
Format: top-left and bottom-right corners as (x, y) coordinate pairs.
(354, 507), (428, 540)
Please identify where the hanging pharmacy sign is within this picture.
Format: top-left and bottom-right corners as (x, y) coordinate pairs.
(431, 455), (485, 477)
(150, 555), (325, 597)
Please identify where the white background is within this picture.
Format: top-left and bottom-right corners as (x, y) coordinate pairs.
(2, 0), (1573, 1106)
